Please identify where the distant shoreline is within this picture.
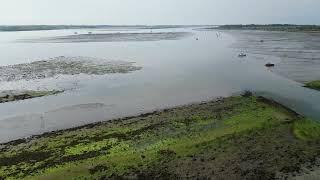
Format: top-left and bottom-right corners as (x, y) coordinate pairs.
(2, 24), (320, 32)
(213, 24), (320, 32)
(0, 25), (203, 32)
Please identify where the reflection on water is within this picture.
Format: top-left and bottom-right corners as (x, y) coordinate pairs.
(0, 27), (319, 143)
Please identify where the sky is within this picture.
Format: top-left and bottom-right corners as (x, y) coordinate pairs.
(0, 0), (319, 25)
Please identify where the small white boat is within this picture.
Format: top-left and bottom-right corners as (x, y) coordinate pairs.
(238, 53), (247, 57)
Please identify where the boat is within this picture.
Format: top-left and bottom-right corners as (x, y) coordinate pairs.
(238, 53), (247, 57)
(265, 63), (275, 67)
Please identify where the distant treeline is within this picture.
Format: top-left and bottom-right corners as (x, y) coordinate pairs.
(0, 25), (122, 32)
(0, 25), (191, 32)
(216, 24), (320, 32)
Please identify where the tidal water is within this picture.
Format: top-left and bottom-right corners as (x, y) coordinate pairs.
(0, 27), (319, 143)
(227, 30), (320, 83)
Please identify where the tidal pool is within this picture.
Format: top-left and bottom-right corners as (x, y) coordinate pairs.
(0, 27), (319, 143)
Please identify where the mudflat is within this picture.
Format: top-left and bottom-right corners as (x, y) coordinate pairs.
(1, 94), (319, 179)
(19, 32), (193, 43)
(0, 56), (142, 82)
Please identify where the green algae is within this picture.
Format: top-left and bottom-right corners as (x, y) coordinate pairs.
(0, 95), (319, 179)
(305, 80), (320, 91)
(294, 118), (320, 140)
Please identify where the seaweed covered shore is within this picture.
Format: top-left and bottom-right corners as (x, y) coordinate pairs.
(0, 95), (320, 179)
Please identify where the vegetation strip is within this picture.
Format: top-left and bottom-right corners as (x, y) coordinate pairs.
(0, 95), (319, 179)
(304, 80), (320, 91)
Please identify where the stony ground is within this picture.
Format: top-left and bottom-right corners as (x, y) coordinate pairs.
(0, 95), (320, 179)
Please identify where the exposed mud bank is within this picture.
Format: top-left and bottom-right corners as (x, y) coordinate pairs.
(19, 32), (193, 43)
(0, 56), (142, 82)
(0, 90), (63, 103)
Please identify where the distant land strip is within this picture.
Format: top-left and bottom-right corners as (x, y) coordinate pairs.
(214, 24), (320, 32)
(0, 25), (201, 32)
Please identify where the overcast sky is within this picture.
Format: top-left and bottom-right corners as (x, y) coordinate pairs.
(0, 0), (319, 25)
